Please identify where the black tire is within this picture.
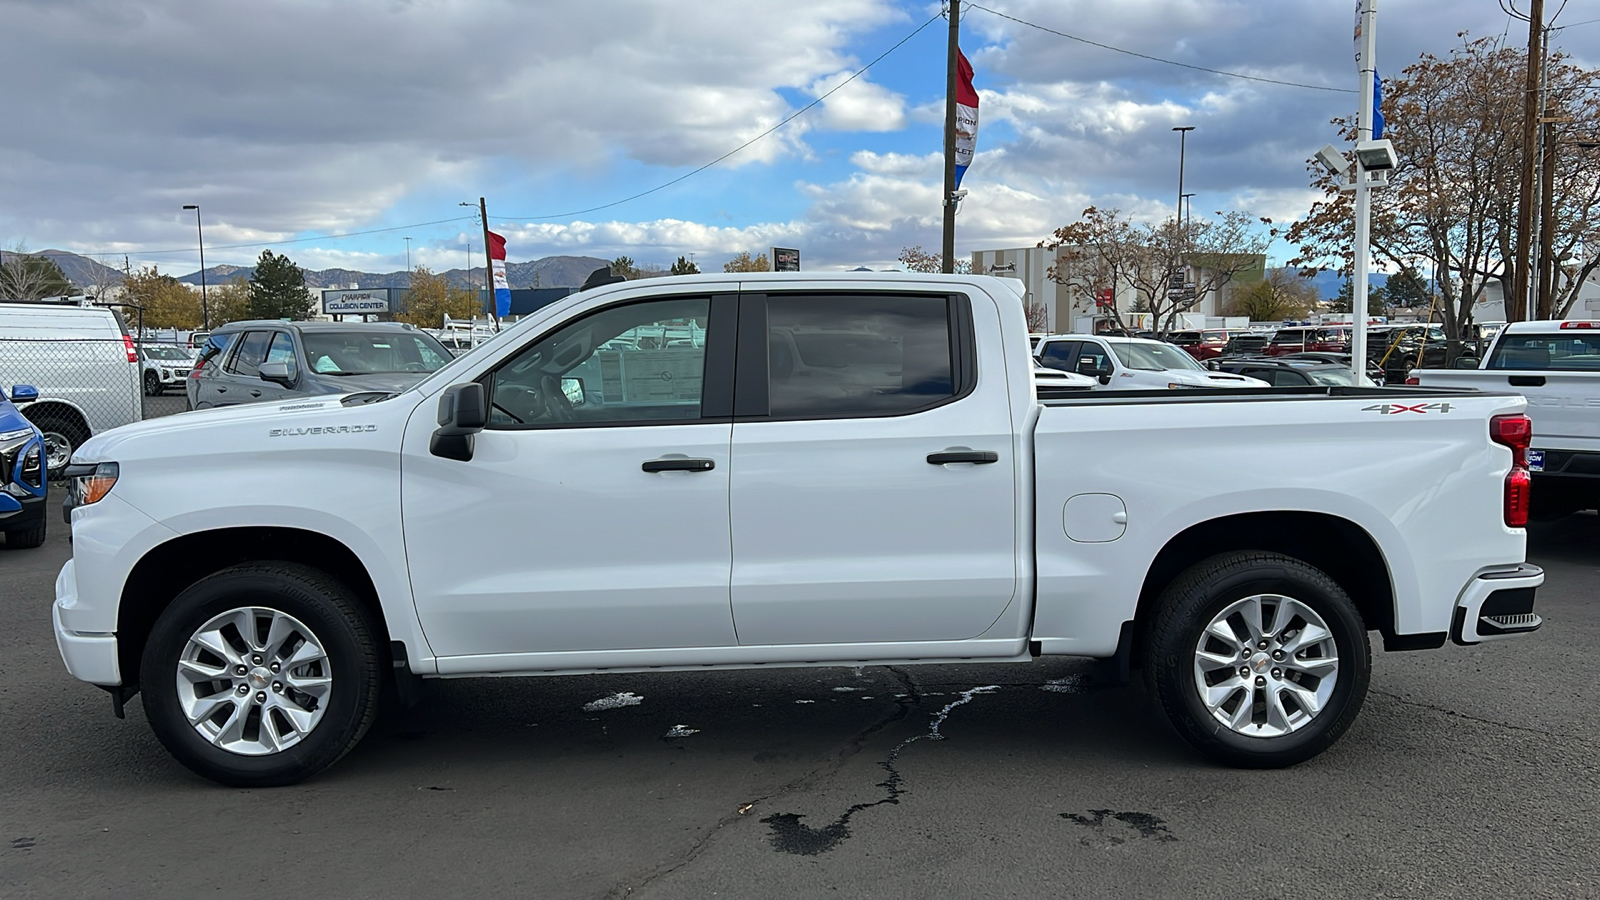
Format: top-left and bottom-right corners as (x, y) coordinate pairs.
(4, 520), (46, 549)
(1144, 551), (1371, 768)
(143, 371), (161, 396)
(24, 410), (89, 481)
(140, 562), (382, 787)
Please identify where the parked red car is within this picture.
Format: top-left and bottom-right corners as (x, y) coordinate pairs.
(1264, 326), (1351, 356)
(1167, 329), (1232, 360)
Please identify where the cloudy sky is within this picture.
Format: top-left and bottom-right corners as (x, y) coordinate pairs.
(2, 0), (1596, 277)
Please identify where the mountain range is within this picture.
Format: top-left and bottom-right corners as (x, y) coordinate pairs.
(6, 250), (613, 292)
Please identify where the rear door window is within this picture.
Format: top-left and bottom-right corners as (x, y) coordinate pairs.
(264, 332), (299, 378)
(1037, 340), (1080, 370)
(224, 331), (271, 377)
(761, 294), (960, 418)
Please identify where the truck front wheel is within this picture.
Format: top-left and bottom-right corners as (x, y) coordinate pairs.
(1145, 551), (1371, 768)
(140, 562), (381, 787)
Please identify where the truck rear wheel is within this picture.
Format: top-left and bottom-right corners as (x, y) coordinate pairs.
(1145, 551), (1370, 768)
(140, 562), (381, 787)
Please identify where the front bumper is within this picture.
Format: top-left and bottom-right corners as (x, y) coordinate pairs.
(0, 491), (45, 527)
(53, 560), (121, 686)
(1451, 564), (1544, 645)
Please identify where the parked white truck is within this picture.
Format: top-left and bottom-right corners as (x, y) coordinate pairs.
(53, 273), (1543, 786)
(1412, 319), (1600, 517)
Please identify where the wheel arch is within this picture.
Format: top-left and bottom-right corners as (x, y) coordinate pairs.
(1131, 511), (1396, 658)
(21, 399), (91, 435)
(117, 527), (392, 688)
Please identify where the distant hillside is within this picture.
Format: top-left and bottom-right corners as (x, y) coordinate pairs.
(1277, 267), (1389, 300)
(164, 254), (611, 290)
(0, 249), (127, 292)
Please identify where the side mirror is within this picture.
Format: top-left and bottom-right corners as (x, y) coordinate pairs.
(431, 382), (487, 461)
(1453, 356), (1481, 369)
(9, 384), (39, 403)
(1205, 359), (1220, 371)
(1098, 374), (1112, 386)
(560, 376), (587, 408)
(259, 360), (295, 386)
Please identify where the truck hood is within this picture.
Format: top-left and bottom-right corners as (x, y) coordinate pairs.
(72, 390), (421, 463)
(309, 372), (431, 394)
(1166, 370), (1271, 388)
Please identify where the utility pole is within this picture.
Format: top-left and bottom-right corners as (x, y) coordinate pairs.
(1512, 0), (1545, 322)
(1350, 0), (1378, 381)
(940, 0), (960, 274)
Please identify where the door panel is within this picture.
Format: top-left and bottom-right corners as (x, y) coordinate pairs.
(402, 295), (739, 658)
(728, 291), (1018, 646)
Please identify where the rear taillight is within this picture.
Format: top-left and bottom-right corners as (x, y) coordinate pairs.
(1491, 414), (1533, 527)
(1405, 376), (1419, 385)
(123, 335), (138, 363)
(190, 357), (206, 378)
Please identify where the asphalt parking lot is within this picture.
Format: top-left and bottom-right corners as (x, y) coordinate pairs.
(2, 439), (1597, 897)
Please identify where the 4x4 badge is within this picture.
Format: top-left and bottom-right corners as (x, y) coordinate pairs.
(1361, 402), (1453, 415)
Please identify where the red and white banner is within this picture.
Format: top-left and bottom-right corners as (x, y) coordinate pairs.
(487, 230), (511, 317)
(954, 49), (979, 188)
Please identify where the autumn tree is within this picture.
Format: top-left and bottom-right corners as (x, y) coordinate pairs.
(897, 245), (972, 274)
(723, 251), (770, 272)
(120, 267), (201, 328)
(1287, 35), (1600, 334)
(670, 256), (700, 275)
(207, 277), (252, 326)
(1041, 206), (1276, 337)
(0, 246), (73, 300)
(396, 266), (481, 328)
(248, 250), (315, 320)
(1225, 268), (1318, 321)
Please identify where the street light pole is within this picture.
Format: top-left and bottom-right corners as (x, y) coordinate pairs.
(181, 204), (209, 330)
(1181, 192), (1195, 233)
(404, 237), (412, 278)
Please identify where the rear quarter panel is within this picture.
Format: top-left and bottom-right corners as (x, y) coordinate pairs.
(1031, 391), (1529, 654)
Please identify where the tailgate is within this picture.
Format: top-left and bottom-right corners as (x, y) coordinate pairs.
(1419, 370), (1600, 451)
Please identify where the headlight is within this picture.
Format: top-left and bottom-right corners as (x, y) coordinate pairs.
(19, 444), (42, 486)
(73, 462), (119, 506)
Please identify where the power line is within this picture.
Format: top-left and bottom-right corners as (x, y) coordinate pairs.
(967, 3), (1356, 94)
(492, 9), (945, 221)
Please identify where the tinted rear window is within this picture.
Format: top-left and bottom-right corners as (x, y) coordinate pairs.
(1487, 334), (1600, 371)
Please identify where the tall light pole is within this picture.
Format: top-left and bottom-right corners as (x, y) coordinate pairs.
(404, 236), (413, 276)
(181, 204), (209, 329)
(1181, 192), (1196, 233)
(1172, 127), (1195, 227)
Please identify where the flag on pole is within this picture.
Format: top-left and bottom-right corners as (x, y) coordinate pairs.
(1372, 70), (1384, 139)
(953, 49), (979, 189)
(487, 230), (511, 318)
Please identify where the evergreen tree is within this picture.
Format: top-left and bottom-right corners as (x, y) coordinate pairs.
(670, 255), (700, 275)
(247, 250), (314, 320)
(1385, 266), (1432, 308)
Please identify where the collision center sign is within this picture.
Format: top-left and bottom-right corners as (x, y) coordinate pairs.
(322, 289), (393, 314)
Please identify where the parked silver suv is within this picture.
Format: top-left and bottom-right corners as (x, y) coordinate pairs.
(186, 321), (454, 409)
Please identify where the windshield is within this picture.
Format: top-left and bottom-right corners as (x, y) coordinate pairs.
(1108, 341), (1205, 371)
(302, 331), (453, 375)
(1487, 333), (1600, 370)
(143, 346), (192, 361)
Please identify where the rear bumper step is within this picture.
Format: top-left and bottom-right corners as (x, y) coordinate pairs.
(1452, 565), (1544, 645)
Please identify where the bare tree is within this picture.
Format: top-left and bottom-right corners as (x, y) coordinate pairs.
(897, 245), (972, 274)
(1042, 207), (1275, 337)
(0, 243), (74, 300)
(1287, 34), (1600, 332)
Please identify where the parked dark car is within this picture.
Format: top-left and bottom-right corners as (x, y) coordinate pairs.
(1220, 332), (1272, 356)
(1207, 356), (1376, 387)
(187, 321), (454, 410)
(1276, 351), (1387, 385)
(1367, 324), (1476, 379)
(1264, 325), (1351, 356)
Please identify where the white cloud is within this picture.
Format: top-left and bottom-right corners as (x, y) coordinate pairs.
(810, 72), (908, 131)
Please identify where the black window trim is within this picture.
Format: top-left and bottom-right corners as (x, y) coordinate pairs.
(731, 289), (978, 424)
(479, 292), (737, 432)
(224, 329), (273, 377)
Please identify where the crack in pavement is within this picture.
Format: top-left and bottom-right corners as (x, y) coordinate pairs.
(602, 668), (923, 898)
(1370, 690), (1578, 740)
(760, 684), (1001, 856)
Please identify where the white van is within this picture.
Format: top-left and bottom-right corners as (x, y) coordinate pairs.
(0, 303), (142, 473)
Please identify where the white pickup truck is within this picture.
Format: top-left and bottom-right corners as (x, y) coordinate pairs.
(53, 272), (1543, 786)
(1412, 319), (1600, 517)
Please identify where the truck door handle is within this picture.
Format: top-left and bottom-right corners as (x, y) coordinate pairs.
(642, 458), (715, 473)
(249, 390), (262, 397)
(1508, 376), (1546, 387)
(927, 450), (999, 465)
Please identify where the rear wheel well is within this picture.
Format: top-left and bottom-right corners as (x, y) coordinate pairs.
(22, 402), (90, 439)
(1130, 512), (1395, 662)
(118, 528), (390, 687)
